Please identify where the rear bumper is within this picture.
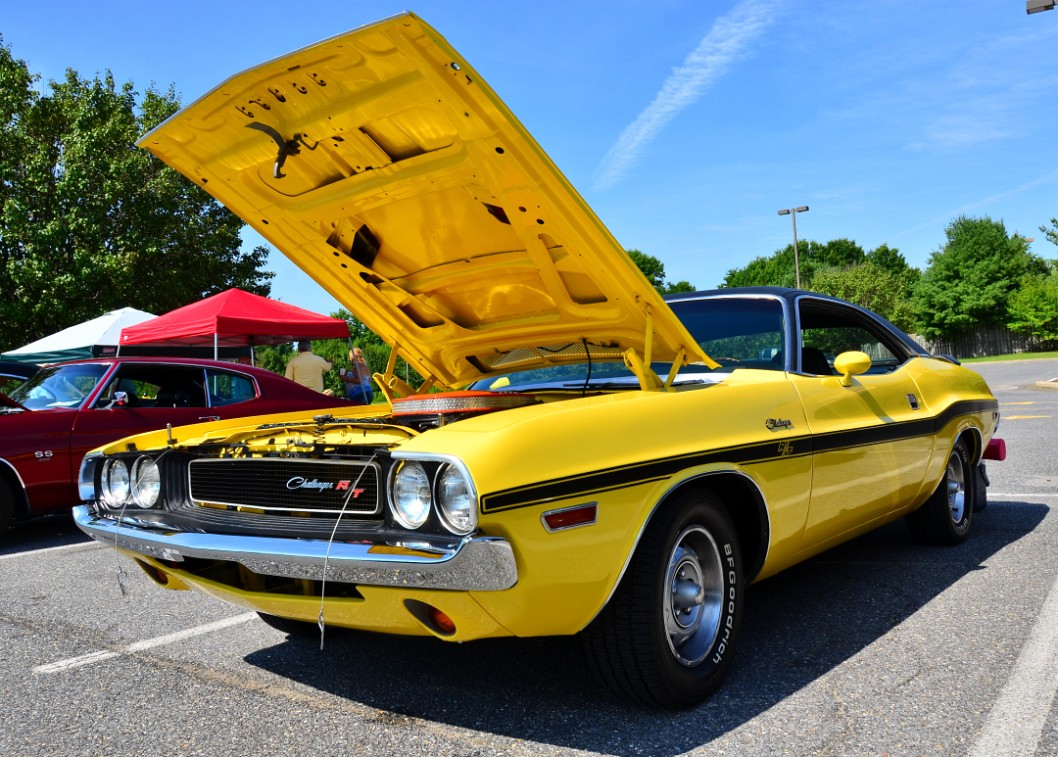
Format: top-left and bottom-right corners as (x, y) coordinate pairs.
(73, 505), (517, 592)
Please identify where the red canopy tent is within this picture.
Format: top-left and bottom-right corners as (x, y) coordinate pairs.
(118, 289), (349, 359)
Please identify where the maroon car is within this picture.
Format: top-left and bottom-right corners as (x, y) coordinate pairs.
(0, 357), (349, 531)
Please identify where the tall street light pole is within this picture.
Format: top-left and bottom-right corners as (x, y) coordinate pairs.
(777, 205), (809, 288)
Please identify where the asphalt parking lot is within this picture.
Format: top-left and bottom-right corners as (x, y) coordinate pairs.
(2, 359), (1056, 757)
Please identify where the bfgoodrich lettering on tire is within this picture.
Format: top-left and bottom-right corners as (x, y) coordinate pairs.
(582, 491), (743, 709)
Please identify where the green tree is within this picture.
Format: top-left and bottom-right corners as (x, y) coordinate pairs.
(722, 248), (796, 288)
(1007, 269), (1058, 343)
(815, 238), (865, 269)
(0, 37), (273, 352)
(627, 249), (695, 294)
(911, 216), (1047, 341)
(1040, 217), (1058, 248)
(808, 262), (916, 331)
(722, 239), (866, 289)
(1007, 222), (1058, 343)
(866, 243), (910, 276)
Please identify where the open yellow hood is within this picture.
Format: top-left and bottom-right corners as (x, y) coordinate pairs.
(138, 12), (711, 389)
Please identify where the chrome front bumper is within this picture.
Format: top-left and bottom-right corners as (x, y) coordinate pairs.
(73, 506), (518, 592)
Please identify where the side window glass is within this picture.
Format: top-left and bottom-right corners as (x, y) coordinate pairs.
(96, 376), (161, 408)
(798, 300), (906, 375)
(206, 370), (256, 406)
(97, 364), (207, 407)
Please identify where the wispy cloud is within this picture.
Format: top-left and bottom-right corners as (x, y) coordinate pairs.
(891, 167), (1058, 244)
(593, 0), (782, 190)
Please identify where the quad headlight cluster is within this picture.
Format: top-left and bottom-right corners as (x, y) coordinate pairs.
(390, 457), (477, 536)
(79, 450), (478, 535)
(85, 455), (162, 510)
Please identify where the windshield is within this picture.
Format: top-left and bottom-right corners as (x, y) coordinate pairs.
(471, 296), (787, 391)
(7, 363), (110, 410)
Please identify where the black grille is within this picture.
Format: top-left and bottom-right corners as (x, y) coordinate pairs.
(188, 458), (381, 516)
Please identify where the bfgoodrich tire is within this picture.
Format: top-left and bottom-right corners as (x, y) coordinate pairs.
(582, 492), (742, 709)
(907, 438), (975, 546)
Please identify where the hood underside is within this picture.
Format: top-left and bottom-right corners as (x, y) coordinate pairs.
(138, 12), (710, 388)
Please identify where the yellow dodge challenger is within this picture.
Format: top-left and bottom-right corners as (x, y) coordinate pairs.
(73, 13), (1005, 709)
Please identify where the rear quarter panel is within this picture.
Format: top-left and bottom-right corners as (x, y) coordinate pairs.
(901, 355), (1000, 492)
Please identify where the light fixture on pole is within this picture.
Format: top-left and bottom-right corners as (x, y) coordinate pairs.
(777, 205), (809, 288)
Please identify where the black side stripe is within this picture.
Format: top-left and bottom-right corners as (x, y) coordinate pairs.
(479, 398), (997, 513)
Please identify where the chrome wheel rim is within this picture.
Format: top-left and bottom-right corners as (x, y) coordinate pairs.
(663, 525), (724, 667)
(946, 450), (967, 524)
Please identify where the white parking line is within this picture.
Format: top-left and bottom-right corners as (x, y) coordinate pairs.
(36, 649), (121, 673)
(34, 612), (257, 674)
(968, 568), (1058, 757)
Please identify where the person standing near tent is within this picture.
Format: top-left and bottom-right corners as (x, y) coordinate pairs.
(285, 341), (331, 393)
(342, 347), (374, 405)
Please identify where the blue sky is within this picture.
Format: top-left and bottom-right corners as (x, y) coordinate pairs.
(4, 1), (1057, 316)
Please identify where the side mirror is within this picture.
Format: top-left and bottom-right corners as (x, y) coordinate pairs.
(107, 390), (130, 408)
(833, 351), (872, 387)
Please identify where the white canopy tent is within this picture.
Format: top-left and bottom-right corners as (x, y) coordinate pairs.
(1, 308), (156, 364)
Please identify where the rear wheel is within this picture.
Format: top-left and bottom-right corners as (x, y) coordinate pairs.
(907, 438), (974, 545)
(582, 492), (742, 709)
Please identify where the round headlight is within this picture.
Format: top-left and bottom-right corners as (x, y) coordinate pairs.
(101, 459), (130, 508)
(437, 464), (476, 535)
(392, 461), (431, 529)
(131, 457), (161, 508)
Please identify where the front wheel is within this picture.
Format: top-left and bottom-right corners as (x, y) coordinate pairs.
(907, 438), (974, 545)
(581, 492), (742, 709)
